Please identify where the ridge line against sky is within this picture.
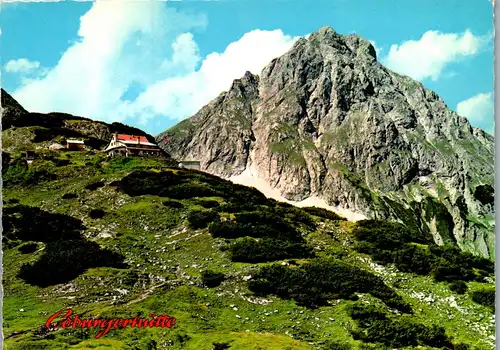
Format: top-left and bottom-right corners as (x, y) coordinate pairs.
(0, 0), (494, 135)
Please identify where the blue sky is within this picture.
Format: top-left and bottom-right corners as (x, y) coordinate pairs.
(0, 0), (494, 135)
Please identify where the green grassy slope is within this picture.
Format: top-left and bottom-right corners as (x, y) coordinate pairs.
(2, 148), (495, 350)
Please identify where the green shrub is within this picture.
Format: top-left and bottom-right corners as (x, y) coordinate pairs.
(37, 150), (60, 160)
(236, 210), (286, 226)
(352, 220), (493, 283)
(474, 184), (494, 205)
(27, 168), (56, 184)
(347, 303), (387, 321)
(3, 159), (56, 187)
(275, 201), (293, 208)
(200, 270), (225, 288)
(355, 319), (451, 348)
(267, 198), (278, 205)
(2, 151), (11, 175)
(18, 242), (38, 254)
(215, 202), (258, 213)
(347, 303), (455, 348)
(353, 220), (430, 248)
(53, 158), (71, 167)
(431, 260), (476, 282)
(174, 333), (192, 345)
(208, 219), (301, 242)
(120, 170), (271, 206)
(18, 239), (127, 287)
(166, 183), (218, 199)
(120, 170), (176, 196)
(105, 157), (139, 171)
(391, 244), (433, 275)
(85, 181), (105, 191)
(119, 270), (140, 287)
(3, 205), (84, 243)
(248, 259), (411, 312)
(322, 341), (352, 350)
(449, 280), (468, 294)
(301, 206), (346, 221)
(89, 209), (106, 219)
(429, 245), (494, 273)
(208, 221), (252, 239)
(209, 206), (319, 263)
(196, 199), (220, 208)
(471, 289), (495, 311)
(120, 170), (220, 199)
(228, 184), (269, 206)
(3, 161), (28, 186)
(229, 237), (314, 263)
(162, 200), (184, 209)
(187, 210), (220, 229)
(275, 206), (316, 228)
(237, 210), (304, 239)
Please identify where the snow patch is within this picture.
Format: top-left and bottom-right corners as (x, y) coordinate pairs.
(228, 168), (367, 222)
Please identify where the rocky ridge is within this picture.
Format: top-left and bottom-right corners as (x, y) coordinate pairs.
(1, 88), (167, 154)
(157, 26), (495, 259)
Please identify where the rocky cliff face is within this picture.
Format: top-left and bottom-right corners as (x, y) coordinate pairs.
(1, 88), (29, 129)
(157, 26), (495, 259)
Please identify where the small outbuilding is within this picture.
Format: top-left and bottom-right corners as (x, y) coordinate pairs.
(66, 139), (85, 151)
(178, 161), (201, 170)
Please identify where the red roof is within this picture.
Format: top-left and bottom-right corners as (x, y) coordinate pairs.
(126, 147), (160, 151)
(116, 134), (149, 143)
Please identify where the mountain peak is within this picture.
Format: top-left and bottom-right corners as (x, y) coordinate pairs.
(1, 89), (29, 128)
(227, 71), (260, 101)
(307, 25), (340, 45)
(158, 26), (494, 259)
(1, 89), (27, 114)
(313, 25), (337, 36)
(305, 26), (377, 61)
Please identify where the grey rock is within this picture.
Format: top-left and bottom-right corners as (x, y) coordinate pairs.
(157, 26), (494, 259)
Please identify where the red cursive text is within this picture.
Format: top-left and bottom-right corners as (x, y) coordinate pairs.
(45, 309), (176, 339)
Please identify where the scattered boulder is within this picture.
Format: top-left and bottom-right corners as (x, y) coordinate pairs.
(48, 143), (65, 151)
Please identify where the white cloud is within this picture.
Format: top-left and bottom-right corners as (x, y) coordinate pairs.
(11, 0), (300, 128)
(158, 33), (201, 76)
(382, 30), (488, 81)
(456, 92), (494, 134)
(12, 0), (207, 118)
(4, 58), (41, 73)
(120, 29), (300, 124)
(4, 58), (49, 85)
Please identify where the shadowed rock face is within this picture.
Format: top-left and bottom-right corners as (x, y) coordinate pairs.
(1, 88), (28, 129)
(157, 26), (495, 259)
